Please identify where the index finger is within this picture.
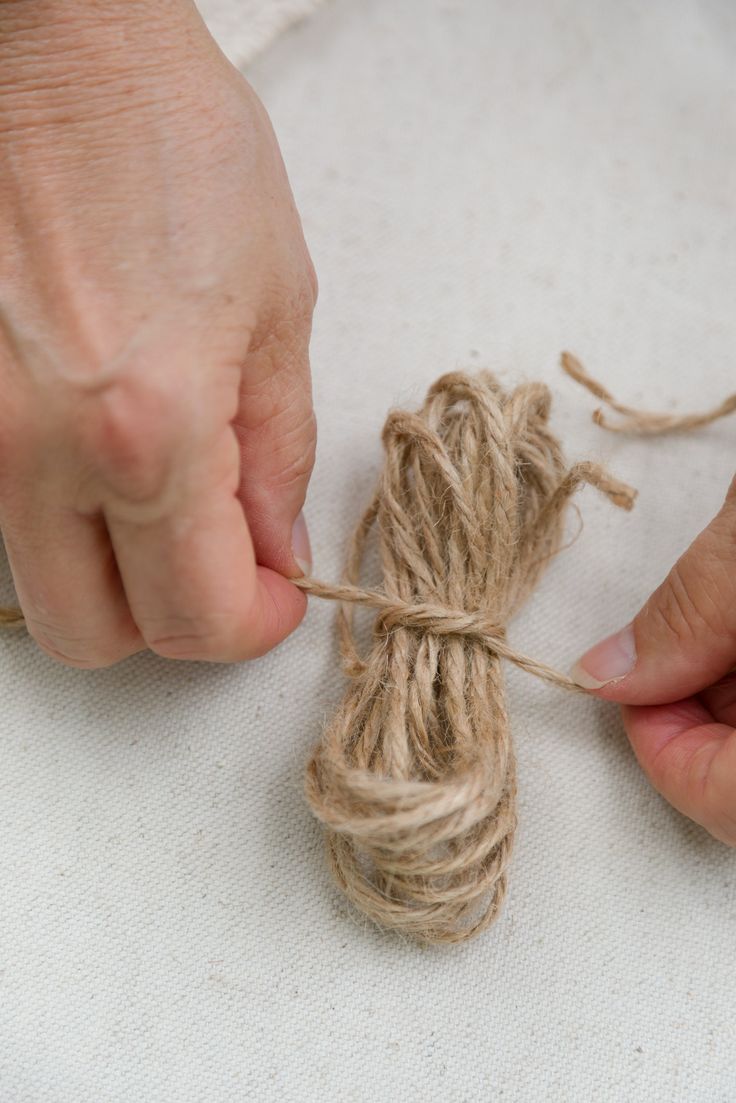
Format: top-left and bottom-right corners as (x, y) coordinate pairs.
(105, 427), (306, 662)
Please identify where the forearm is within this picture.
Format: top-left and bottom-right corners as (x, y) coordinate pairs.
(0, 0), (197, 38)
(0, 0), (208, 124)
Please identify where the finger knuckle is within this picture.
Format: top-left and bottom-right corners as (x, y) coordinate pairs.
(647, 564), (701, 647)
(75, 379), (183, 506)
(237, 339), (315, 468)
(0, 400), (41, 486)
(29, 625), (132, 669)
(268, 412), (317, 494)
(254, 279), (315, 354)
(145, 615), (243, 662)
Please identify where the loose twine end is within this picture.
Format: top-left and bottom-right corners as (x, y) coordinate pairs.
(561, 351), (736, 434)
(0, 608), (25, 628)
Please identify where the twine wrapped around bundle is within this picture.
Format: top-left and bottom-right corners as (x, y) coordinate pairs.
(289, 357), (736, 946)
(294, 369), (637, 943)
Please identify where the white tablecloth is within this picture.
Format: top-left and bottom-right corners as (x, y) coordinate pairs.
(2, 1), (734, 1099)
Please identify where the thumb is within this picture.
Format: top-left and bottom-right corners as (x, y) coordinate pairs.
(233, 311), (316, 580)
(571, 475), (736, 705)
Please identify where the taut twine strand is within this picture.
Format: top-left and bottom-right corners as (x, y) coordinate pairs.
(0, 357), (733, 942)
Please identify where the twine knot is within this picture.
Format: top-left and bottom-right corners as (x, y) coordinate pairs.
(373, 600), (506, 646)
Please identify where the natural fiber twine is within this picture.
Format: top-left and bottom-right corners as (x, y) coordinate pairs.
(561, 352), (736, 434)
(292, 356), (734, 943)
(291, 367), (635, 943)
(0, 356), (733, 943)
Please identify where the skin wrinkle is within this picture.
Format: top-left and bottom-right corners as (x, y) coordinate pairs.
(684, 553), (735, 644)
(0, 61), (194, 138)
(644, 564), (702, 650)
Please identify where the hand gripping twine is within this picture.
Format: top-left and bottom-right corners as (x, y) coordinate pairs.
(294, 369), (637, 944)
(0, 357), (731, 943)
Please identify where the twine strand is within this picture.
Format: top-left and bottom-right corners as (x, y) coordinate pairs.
(295, 576), (596, 692)
(561, 351), (736, 433)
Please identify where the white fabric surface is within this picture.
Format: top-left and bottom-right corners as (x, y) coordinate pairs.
(197, 0), (327, 67)
(2, 1), (735, 1099)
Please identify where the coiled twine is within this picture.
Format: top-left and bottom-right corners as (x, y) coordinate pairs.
(296, 369), (636, 943)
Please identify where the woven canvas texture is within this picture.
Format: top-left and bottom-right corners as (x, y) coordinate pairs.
(197, 0), (328, 66)
(1, 1), (734, 1100)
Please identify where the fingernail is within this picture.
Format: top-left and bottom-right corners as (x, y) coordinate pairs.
(570, 623), (637, 689)
(291, 510), (312, 576)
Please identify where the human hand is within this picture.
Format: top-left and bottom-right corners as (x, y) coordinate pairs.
(572, 476), (736, 844)
(0, 1), (317, 667)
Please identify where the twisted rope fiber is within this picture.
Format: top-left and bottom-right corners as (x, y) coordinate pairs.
(561, 351), (736, 433)
(294, 359), (735, 943)
(293, 369), (641, 944)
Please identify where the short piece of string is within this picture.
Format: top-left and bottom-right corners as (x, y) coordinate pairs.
(561, 351), (736, 434)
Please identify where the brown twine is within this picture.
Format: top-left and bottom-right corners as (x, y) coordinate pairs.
(0, 357), (732, 944)
(561, 351), (736, 434)
(0, 607), (24, 628)
(294, 370), (638, 944)
(292, 359), (734, 943)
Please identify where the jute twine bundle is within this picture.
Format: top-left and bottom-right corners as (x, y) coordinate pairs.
(291, 357), (734, 943)
(290, 369), (635, 943)
(0, 356), (733, 942)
